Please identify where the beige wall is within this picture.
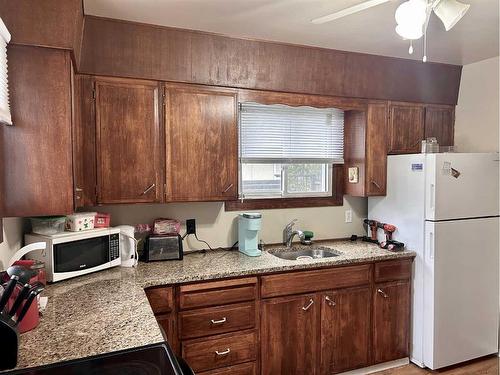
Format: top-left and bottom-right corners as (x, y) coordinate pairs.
(0, 217), (24, 270)
(455, 56), (499, 153)
(90, 196), (367, 251)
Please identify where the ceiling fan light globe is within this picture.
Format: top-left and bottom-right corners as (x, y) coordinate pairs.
(395, 0), (427, 25)
(395, 24), (424, 40)
(433, 0), (470, 31)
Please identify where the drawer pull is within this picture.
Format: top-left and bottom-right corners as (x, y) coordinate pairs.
(215, 348), (231, 356)
(302, 298), (314, 311)
(377, 288), (389, 298)
(371, 180), (381, 189)
(325, 296), (336, 307)
(210, 317), (227, 325)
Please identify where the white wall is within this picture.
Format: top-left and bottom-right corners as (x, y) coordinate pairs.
(455, 56), (499, 153)
(0, 217), (24, 270)
(90, 196), (367, 251)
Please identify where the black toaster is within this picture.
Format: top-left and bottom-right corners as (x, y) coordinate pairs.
(143, 234), (183, 262)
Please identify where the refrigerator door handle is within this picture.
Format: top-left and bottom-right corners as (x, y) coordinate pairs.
(429, 231), (434, 260)
(430, 183), (435, 212)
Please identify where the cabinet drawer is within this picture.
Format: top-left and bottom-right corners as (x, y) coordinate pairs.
(261, 265), (372, 298)
(182, 331), (257, 372)
(179, 302), (255, 339)
(374, 259), (412, 282)
(198, 361), (257, 375)
(179, 277), (257, 310)
(145, 286), (174, 314)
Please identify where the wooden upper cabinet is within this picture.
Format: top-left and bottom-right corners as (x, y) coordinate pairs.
(320, 287), (371, 374)
(424, 105), (455, 146)
(165, 84), (238, 201)
(261, 294), (319, 375)
(95, 77), (163, 204)
(373, 281), (411, 364)
(388, 102), (425, 154)
(344, 102), (387, 197)
(1, 45), (74, 216)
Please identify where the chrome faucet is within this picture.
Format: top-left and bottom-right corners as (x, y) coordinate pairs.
(283, 219), (305, 248)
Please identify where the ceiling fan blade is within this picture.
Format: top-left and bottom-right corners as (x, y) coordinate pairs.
(311, 0), (392, 24)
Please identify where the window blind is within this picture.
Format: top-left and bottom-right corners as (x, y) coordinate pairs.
(0, 18), (11, 126)
(240, 102), (344, 164)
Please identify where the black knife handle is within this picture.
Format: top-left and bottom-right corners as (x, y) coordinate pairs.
(15, 291), (37, 325)
(0, 276), (19, 312)
(8, 284), (30, 317)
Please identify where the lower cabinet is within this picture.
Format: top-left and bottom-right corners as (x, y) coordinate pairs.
(320, 287), (371, 374)
(261, 294), (319, 375)
(373, 281), (411, 364)
(146, 260), (413, 375)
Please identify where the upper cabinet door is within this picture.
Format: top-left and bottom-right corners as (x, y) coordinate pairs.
(366, 102), (388, 196)
(166, 84), (238, 201)
(95, 78), (163, 204)
(388, 102), (425, 154)
(2, 46), (74, 216)
(424, 105), (455, 147)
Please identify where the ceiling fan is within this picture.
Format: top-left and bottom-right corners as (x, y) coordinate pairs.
(311, 0), (470, 62)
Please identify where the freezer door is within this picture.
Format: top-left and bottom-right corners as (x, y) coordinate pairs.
(423, 217), (499, 369)
(425, 153), (499, 221)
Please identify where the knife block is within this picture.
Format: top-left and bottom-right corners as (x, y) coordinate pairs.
(0, 315), (18, 370)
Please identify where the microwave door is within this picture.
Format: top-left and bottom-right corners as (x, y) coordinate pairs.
(53, 236), (109, 273)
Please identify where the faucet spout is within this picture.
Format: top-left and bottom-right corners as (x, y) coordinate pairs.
(286, 230), (305, 247)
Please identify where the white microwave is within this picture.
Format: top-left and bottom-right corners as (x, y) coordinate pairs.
(25, 228), (121, 283)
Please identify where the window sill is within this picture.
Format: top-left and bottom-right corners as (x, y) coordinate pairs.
(224, 195), (343, 211)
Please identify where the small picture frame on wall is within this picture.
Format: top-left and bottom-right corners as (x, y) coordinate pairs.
(348, 167), (359, 184)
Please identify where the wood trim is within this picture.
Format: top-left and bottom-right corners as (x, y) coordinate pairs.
(80, 16), (462, 105)
(238, 89), (367, 110)
(225, 165), (343, 211)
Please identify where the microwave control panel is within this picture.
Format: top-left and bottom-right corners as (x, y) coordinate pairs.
(109, 233), (120, 261)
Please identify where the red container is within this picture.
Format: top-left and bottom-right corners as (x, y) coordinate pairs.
(95, 213), (111, 228)
(8, 260), (43, 333)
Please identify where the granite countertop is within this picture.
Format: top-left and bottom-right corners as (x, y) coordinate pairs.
(11, 240), (415, 372)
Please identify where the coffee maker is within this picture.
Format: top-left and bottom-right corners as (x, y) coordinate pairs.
(238, 213), (262, 257)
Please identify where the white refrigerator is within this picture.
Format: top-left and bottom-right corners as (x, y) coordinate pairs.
(368, 153), (499, 370)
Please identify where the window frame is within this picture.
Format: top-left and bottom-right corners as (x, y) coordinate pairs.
(225, 89), (367, 211)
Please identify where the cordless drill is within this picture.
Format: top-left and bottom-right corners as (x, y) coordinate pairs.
(363, 219), (379, 244)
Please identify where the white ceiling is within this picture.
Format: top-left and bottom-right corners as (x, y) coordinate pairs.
(84, 0), (499, 65)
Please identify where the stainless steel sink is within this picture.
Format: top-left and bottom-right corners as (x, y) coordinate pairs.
(267, 246), (341, 261)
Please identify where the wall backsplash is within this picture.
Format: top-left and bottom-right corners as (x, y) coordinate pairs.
(88, 197), (367, 252)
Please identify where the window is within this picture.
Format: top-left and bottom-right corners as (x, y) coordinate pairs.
(0, 18), (11, 126)
(239, 102), (344, 199)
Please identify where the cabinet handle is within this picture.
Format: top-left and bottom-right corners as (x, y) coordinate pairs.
(215, 348), (231, 356)
(371, 180), (381, 190)
(325, 296), (336, 307)
(222, 183), (234, 193)
(377, 289), (389, 298)
(75, 187), (83, 200)
(210, 317), (227, 325)
(141, 183), (156, 195)
(302, 298), (314, 311)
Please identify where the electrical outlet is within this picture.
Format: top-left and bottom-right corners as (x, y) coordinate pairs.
(345, 209), (352, 223)
(186, 219), (196, 235)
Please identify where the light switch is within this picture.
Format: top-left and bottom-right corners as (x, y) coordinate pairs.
(345, 209), (352, 223)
